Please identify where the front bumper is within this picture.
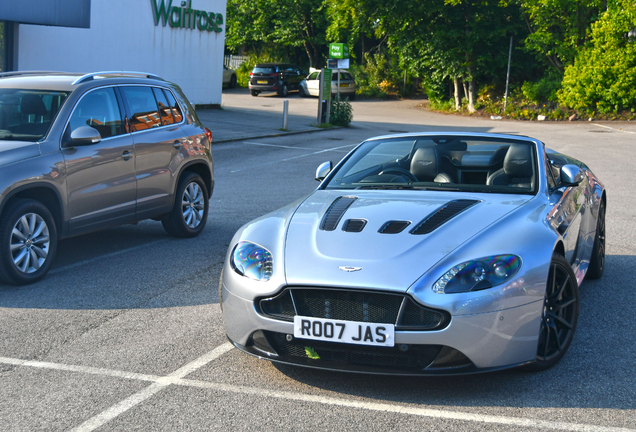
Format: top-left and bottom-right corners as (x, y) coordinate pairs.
(221, 284), (543, 375)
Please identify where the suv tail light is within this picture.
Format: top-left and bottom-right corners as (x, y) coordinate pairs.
(249, 72), (254, 77)
(204, 127), (213, 144)
(270, 73), (278, 77)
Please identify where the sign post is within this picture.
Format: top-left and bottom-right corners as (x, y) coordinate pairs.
(317, 68), (332, 124)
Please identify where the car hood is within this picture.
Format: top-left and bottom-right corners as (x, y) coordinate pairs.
(0, 140), (41, 167)
(285, 189), (532, 292)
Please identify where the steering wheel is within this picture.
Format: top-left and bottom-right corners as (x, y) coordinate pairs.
(378, 168), (419, 182)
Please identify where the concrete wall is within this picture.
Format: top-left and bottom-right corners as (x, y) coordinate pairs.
(16, 0), (226, 105)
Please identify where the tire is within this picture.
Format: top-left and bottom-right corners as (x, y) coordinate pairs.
(0, 199), (58, 285)
(229, 75), (237, 89)
(298, 86), (307, 97)
(162, 172), (209, 238)
(250, 90), (259, 97)
(526, 254), (579, 371)
(586, 199), (605, 279)
(278, 83), (288, 97)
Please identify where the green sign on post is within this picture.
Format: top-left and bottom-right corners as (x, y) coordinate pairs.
(322, 68), (332, 101)
(329, 43), (349, 59)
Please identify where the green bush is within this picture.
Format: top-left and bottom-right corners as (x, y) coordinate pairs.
(521, 73), (562, 104)
(329, 98), (353, 126)
(558, 2), (636, 113)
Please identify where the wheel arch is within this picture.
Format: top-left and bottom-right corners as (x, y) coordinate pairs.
(0, 183), (65, 237)
(177, 161), (214, 199)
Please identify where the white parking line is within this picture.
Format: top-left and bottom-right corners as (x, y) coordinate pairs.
(66, 342), (233, 432)
(49, 239), (168, 276)
(1, 349), (633, 432)
(230, 143), (355, 173)
(242, 141), (314, 150)
(592, 123), (636, 134)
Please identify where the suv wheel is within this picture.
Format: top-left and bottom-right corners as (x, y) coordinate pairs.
(250, 90), (260, 97)
(229, 75), (237, 89)
(278, 83), (288, 97)
(0, 199), (58, 285)
(162, 172), (209, 238)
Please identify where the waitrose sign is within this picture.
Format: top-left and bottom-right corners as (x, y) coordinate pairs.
(151, 0), (224, 32)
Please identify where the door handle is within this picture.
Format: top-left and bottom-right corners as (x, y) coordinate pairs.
(173, 140), (182, 149)
(121, 151), (133, 161)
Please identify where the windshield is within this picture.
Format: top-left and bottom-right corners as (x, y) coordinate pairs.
(324, 136), (538, 195)
(0, 89), (69, 141)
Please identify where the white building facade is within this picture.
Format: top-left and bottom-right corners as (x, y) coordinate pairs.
(15, 0), (226, 105)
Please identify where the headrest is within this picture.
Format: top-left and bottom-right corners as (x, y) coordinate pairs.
(20, 94), (48, 117)
(503, 144), (533, 178)
(410, 147), (439, 181)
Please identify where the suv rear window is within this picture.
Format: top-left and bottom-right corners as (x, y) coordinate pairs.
(252, 67), (276, 74)
(0, 89), (69, 141)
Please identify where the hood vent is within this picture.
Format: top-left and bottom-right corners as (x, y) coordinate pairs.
(411, 199), (480, 235)
(379, 220), (411, 234)
(320, 196), (357, 231)
(342, 219), (367, 232)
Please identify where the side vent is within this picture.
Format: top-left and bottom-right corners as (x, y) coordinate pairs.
(320, 196), (357, 231)
(411, 199), (480, 235)
(379, 220), (411, 234)
(342, 219), (367, 233)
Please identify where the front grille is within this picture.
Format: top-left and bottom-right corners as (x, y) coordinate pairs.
(265, 331), (442, 370)
(257, 288), (450, 331)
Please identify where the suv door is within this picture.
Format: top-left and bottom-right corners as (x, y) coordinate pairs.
(62, 86), (136, 235)
(119, 85), (188, 221)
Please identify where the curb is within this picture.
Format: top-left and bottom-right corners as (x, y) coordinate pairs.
(212, 125), (342, 144)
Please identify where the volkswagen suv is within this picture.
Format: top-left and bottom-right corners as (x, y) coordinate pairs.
(0, 71), (214, 285)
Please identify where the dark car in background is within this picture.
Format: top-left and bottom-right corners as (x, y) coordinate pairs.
(249, 63), (307, 97)
(0, 71), (214, 285)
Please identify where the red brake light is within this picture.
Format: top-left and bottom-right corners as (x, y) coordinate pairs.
(249, 72), (254, 76)
(270, 73), (278, 77)
(204, 127), (212, 144)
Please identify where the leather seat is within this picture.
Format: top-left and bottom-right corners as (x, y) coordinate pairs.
(410, 147), (453, 183)
(486, 144), (534, 188)
(14, 94), (50, 135)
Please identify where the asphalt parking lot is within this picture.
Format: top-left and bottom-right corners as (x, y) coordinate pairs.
(1, 89), (635, 431)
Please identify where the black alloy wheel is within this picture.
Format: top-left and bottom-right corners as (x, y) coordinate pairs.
(250, 90), (259, 97)
(0, 198), (58, 285)
(229, 75), (237, 88)
(527, 254), (579, 371)
(278, 83), (288, 97)
(298, 86), (306, 97)
(586, 199), (606, 279)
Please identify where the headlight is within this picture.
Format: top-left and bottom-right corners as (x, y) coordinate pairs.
(433, 255), (521, 294)
(230, 241), (273, 282)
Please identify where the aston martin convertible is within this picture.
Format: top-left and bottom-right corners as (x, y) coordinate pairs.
(219, 132), (606, 375)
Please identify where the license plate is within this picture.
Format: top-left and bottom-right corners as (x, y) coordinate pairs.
(257, 80), (267, 84)
(340, 83), (349, 87)
(293, 316), (394, 347)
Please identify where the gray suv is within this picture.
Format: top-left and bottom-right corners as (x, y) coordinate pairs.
(0, 71), (214, 285)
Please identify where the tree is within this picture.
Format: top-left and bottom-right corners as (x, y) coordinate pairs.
(518, 0), (604, 71)
(225, 0), (328, 68)
(558, 0), (636, 112)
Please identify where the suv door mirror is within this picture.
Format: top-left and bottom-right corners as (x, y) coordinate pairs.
(315, 161), (333, 182)
(560, 164), (584, 186)
(68, 126), (102, 146)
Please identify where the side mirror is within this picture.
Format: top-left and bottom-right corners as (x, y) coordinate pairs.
(315, 161), (333, 182)
(67, 126), (101, 146)
(560, 164), (584, 186)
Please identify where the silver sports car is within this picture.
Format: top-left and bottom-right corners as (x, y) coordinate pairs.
(220, 132), (606, 375)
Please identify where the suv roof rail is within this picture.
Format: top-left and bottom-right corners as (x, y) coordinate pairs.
(0, 71), (67, 79)
(72, 71), (164, 85)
